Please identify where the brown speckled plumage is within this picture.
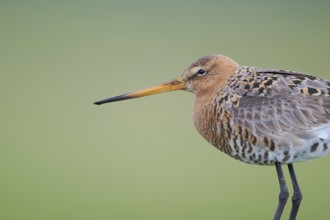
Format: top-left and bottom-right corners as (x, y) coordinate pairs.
(192, 63), (330, 165)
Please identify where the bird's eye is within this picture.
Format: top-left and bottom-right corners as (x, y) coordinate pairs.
(197, 69), (206, 76)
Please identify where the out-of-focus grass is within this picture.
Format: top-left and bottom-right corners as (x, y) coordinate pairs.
(1, 1), (330, 220)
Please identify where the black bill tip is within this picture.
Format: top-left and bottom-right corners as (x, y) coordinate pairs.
(93, 101), (103, 105)
(93, 94), (134, 105)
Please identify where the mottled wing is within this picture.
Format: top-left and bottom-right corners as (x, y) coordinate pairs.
(229, 67), (330, 144)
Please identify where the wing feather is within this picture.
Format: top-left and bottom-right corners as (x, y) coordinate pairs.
(229, 67), (330, 143)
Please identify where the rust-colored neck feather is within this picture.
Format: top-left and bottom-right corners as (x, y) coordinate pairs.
(191, 55), (239, 142)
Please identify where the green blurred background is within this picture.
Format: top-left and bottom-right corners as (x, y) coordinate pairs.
(1, 1), (330, 219)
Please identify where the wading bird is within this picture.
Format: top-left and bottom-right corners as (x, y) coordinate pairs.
(94, 55), (330, 220)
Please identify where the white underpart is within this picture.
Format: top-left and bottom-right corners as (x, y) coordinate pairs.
(292, 123), (330, 162)
(314, 123), (330, 140)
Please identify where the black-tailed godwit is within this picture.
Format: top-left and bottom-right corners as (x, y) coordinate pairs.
(95, 55), (330, 220)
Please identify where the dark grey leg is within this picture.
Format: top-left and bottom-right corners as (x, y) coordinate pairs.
(288, 164), (303, 220)
(273, 162), (289, 220)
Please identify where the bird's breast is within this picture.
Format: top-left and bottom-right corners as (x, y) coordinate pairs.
(193, 98), (234, 155)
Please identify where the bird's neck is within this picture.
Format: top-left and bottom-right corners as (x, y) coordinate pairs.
(192, 93), (216, 141)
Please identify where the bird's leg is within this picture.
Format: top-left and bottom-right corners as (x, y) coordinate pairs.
(288, 164), (303, 220)
(273, 162), (289, 220)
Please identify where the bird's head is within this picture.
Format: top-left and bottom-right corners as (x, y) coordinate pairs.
(182, 55), (239, 96)
(94, 55), (239, 105)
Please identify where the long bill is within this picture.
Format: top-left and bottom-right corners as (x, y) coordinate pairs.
(94, 76), (185, 105)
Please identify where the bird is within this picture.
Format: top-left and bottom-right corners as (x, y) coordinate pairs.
(94, 54), (330, 220)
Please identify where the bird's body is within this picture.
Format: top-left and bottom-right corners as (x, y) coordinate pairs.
(192, 62), (330, 165)
(94, 54), (330, 220)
